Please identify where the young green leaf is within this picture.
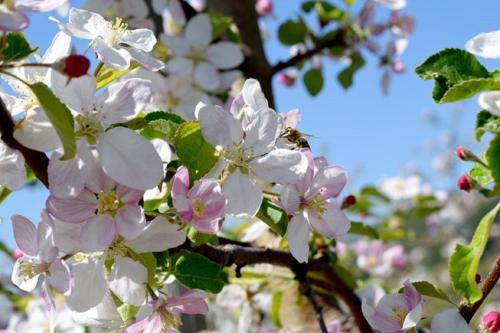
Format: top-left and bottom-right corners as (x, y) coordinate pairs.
(278, 19), (307, 46)
(338, 52), (365, 89)
(174, 252), (226, 293)
(486, 135), (500, 185)
(256, 199), (288, 236)
(399, 281), (452, 303)
(303, 68), (324, 96)
(29, 82), (76, 160)
(449, 202), (500, 304)
(0, 186), (12, 205)
(96, 62), (139, 89)
(469, 161), (494, 187)
(1, 32), (37, 62)
(476, 111), (500, 141)
(141, 111), (185, 144)
(440, 78), (500, 103)
(271, 291), (284, 327)
(349, 222), (379, 239)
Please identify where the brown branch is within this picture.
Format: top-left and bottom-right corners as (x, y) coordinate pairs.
(175, 241), (374, 333)
(0, 96), (49, 187)
(272, 28), (349, 75)
(460, 255), (500, 322)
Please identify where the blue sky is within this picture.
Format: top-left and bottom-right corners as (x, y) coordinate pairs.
(1, 0), (500, 247)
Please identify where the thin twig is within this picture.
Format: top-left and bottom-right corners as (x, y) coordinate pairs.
(459, 255), (500, 322)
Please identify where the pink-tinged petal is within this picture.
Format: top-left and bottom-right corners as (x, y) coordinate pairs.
(403, 280), (423, 310)
(100, 78), (153, 123)
(115, 205), (145, 240)
(117, 185), (144, 205)
(194, 61), (220, 91)
(126, 216), (186, 253)
(282, 109), (301, 128)
(190, 217), (221, 234)
(11, 214), (38, 256)
(66, 256), (107, 312)
(167, 290), (208, 315)
(185, 14), (212, 47)
(362, 300), (401, 332)
(123, 46), (165, 72)
(37, 213), (58, 262)
(287, 213), (310, 263)
(222, 170), (262, 217)
(306, 201), (350, 238)
(97, 127), (164, 190)
(197, 104), (242, 148)
(430, 309), (471, 333)
(312, 165), (347, 199)
(80, 215), (116, 251)
(0, 142), (25, 190)
(52, 218), (83, 254)
(48, 141), (94, 198)
(48, 259), (71, 294)
(279, 185), (301, 214)
(46, 190), (97, 223)
(250, 148), (307, 184)
(126, 316), (151, 333)
(0, 10), (28, 31)
(11, 257), (40, 292)
(144, 313), (164, 333)
(16, 0), (68, 12)
(108, 256), (147, 306)
(403, 303), (423, 330)
(171, 166), (190, 198)
(120, 28), (156, 51)
(205, 42), (243, 70)
(92, 38), (131, 70)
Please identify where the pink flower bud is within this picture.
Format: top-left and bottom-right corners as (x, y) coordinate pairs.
(256, 0), (273, 17)
(277, 73), (295, 87)
(392, 60), (405, 73)
(482, 311), (500, 333)
(341, 195), (357, 209)
(457, 175), (472, 192)
(62, 54), (90, 78)
(456, 146), (466, 160)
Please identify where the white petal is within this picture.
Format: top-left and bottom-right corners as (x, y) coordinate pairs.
(167, 57), (194, 75)
(279, 185), (301, 214)
(12, 214), (38, 256)
(431, 309), (471, 333)
(0, 10), (28, 32)
(92, 38), (131, 70)
(0, 142), (26, 190)
(51, 73), (96, 114)
(478, 91), (500, 117)
(374, 0), (407, 10)
(13, 107), (62, 152)
(306, 202), (350, 238)
(206, 42), (244, 70)
(126, 216), (186, 253)
(15, 0), (68, 12)
(465, 30), (500, 58)
(222, 170), (262, 217)
(108, 256), (147, 306)
(243, 109), (280, 156)
(151, 138), (173, 164)
(194, 62), (220, 91)
(242, 79), (269, 114)
(403, 303), (423, 330)
(250, 149), (307, 184)
(185, 14), (212, 48)
(197, 104), (242, 147)
(11, 258), (40, 292)
(121, 29), (157, 52)
(97, 127), (164, 190)
(123, 46), (165, 71)
(68, 8), (108, 38)
(42, 31), (72, 63)
(160, 35), (190, 56)
(287, 213), (310, 263)
(66, 256), (108, 312)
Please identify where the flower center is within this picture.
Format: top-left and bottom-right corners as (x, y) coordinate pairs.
(165, 92), (180, 109)
(222, 144), (252, 170)
(97, 189), (121, 217)
(301, 194), (327, 214)
(192, 198), (205, 219)
(74, 110), (104, 144)
(19, 261), (49, 280)
(391, 306), (408, 324)
(106, 17), (128, 47)
(157, 302), (181, 330)
(188, 46), (207, 64)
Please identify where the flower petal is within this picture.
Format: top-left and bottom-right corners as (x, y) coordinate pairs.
(13, 107), (62, 152)
(185, 14), (212, 48)
(11, 257), (40, 292)
(478, 91), (500, 117)
(48, 259), (71, 294)
(167, 290), (208, 315)
(79, 215), (116, 251)
(123, 46), (165, 72)
(305, 202), (350, 238)
(465, 30), (500, 58)
(12, 214), (38, 256)
(121, 28), (156, 51)
(115, 205), (145, 240)
(243, 109), (280, 156)
(51, 72), (96, 114)
(66, 256), (107, 312)
(430, 309), (471, 333)
(0, 10), (28, 31)
(92, 38), (131, 70)
(46, 189), (97, 223)
(97, 127), (164, 190)
(222, 170), (262, 217)
(205, 42), (244, 70)
(197, 104), (242, 148)
(250, 148), (307, 184)
(126, 216), (186, 253)
(286, 213), (310, 263)
(242, 79), (269, 115)
(108, 256), (147, 306)
(0, 142), (26, 191)
(194, 61), (220, 91)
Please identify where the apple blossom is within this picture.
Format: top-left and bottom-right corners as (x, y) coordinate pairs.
(0, 0), (68, 31)
(126, 290), (209, 333)
(160, 13), (244, 91)
(51, 8), (164, 71)
(11, 212), (71, 295)
(354, 240), (408, 275)
(171, 166), (225, 234)
(362, 280), (423, 333)
(197, 79), (308, 217)
(279, 150), (350, 263)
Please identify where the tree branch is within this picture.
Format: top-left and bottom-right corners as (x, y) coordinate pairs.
(176, 241), (374, 333)
(272, 28), (349, 75)
(459, 255), (500, 322)
(0, 95), (49, 187)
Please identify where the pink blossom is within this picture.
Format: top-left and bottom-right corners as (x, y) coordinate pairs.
(355, 240), (408, 275)
(277, 72), (296, 87)
(362, 280), (423, 333)
(256, 0), (273, 17)
(171, 166), (225, 234)
(46, 161), (145, 251)
(126, 290), (209, 333)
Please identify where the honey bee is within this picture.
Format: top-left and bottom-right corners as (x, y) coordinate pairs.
(281, 127), (312, 149)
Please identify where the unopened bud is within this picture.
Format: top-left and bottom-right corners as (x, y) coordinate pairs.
(60, 54), (90, 78)
(256, 0), (273, 17)
(482, 311), (500, 333)
(457, 175), (473, 192)
(341, 195), (357, 209)
(277, 72), (295, 87)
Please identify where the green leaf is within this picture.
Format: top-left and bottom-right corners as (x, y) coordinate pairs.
(96, 62), (139, 89)
(1, 32), (37, 62)
(117, 303), (139, 323)
(440, 78), (500, 103)
(271, 291), (284, 327)
(469, 161), (493, 187)
(315, 2), (347, 22)
(208, 11), (233, 39)
(278, 19), (307, 46)
(359, 186), (390, 202)
(0, 186), (12, 204)
(29, 82), (76, 160)
(256, 199), (288, 236)
(303, 68), (324, 96)
(174, 252), (226, 293)
(449, 202), (500, 303)
(416, 48), (490, 103)
(486, 134), (500, 185)
(399, 281), (451, 303)
(476, 110), (500, 141)
(349, 222), (379, 238)
(187, 227), (215, 247)
(174, 121), (218, 181)
(141, 111), (185, 144)
(337, 52), (365, 89)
